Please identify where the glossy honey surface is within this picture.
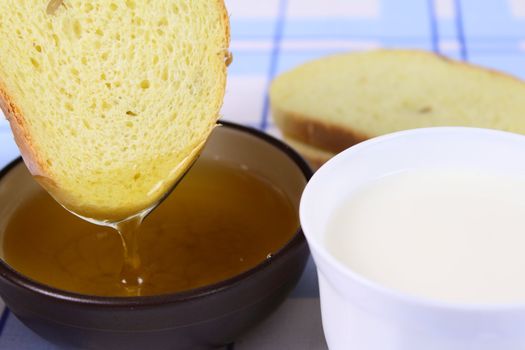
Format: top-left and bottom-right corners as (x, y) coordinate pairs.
(3, 159), (298, 296)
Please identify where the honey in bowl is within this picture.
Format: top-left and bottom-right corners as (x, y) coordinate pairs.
(2, 158), (299, 297)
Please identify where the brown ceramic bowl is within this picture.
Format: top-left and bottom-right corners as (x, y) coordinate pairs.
(0, 121), (312, 350)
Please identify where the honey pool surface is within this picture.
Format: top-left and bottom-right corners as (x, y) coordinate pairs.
(3, 159), (298, 297)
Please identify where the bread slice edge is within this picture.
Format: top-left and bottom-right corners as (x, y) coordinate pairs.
(0, 79), (46, 178)
(272, 107), (368, 154)
(283, 135), (335, 170)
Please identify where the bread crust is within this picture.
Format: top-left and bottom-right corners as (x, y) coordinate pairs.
(217, 0), (231, 49)
(0, 80), (47, 178)
(283, 136), (334, 170)
(305, 156), (328, 171)
(272, 107), (369, 154)
(271, 49), (525, 155)
(216, 0), (231, 101)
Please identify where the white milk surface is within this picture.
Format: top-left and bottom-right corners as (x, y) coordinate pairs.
(325, 168), (525, 304)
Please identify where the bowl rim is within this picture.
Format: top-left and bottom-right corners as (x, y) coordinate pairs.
(0, 120), (313, 307)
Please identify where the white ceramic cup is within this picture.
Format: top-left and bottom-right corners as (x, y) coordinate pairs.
(300, 127), (525, 350)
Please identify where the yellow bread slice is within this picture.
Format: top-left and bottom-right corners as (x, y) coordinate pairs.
(283, 136), (334, 170)
(270, 50), (525, 154)
(0, 0), (230, 222)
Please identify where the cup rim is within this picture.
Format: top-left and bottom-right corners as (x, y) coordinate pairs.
(0, 120), (313, 307)
(300, 126), (525, 312)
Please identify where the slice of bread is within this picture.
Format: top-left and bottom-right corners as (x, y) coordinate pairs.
(0, 0), (230, 221)
(270, 50), (525, 157)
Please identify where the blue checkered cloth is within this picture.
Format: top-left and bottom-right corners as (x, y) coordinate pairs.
(0, 0), (524, 348)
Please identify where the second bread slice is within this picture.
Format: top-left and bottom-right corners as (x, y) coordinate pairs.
(271, 50), (525, 155)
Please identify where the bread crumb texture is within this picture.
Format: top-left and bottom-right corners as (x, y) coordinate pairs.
(270, 50), (525, 139)
(0, 0), (229, 220)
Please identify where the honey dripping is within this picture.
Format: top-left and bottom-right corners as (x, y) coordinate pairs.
(115, 215), (145, 295)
